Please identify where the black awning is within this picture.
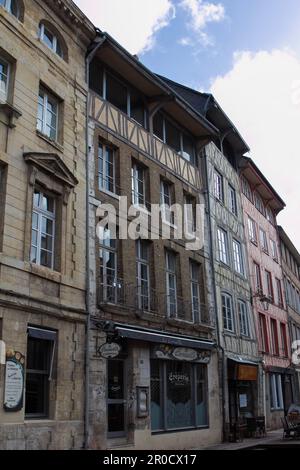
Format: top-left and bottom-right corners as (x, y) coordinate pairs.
(27, 327), (57, 341)
(115, 326), (215, 350)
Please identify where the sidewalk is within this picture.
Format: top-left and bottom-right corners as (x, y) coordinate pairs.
(203, 429), (284, 450)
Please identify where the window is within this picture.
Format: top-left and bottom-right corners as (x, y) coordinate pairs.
(166, 250), (177, 318)
(184, 194), (196, 235)
(248, 217), (257, 244)
(228, 185), (237, 216)
(241, 176), (252, 201)
(153, 112), (196, 164)
(217, 228), (229, 265)
(270, 239), (278, 261)
(160, 180), (174, 225)
(259, 228), (268, 254)
(150, 360), (208, 432)
(130, 88), (146, 127)
(238, 300), (250, 337)
(254, 191), (265, 215)
(280, 323), (288, 357)
(214, 170), (224, 202)
(266, 207), (275, 225)
(276, 278), (283, 307)
(0, 0), (21, 20)
(270, 319), (279, 356)
(25, 327), (56, 419)
(190, 261), (201, 323)
(259, 313), (269, 353)
(0, 57), (9, 102)
(265, 270), (274, 302)
(254, 262), (263, 295)
(98, 142), (115, 194)
(99, 225), (118, 304)
(132, 162), (146, 207)
(107, 360), (126, 437)
(106, 72), (128, 114)
(37, 87), (59, 141)
(136, 240), (150, 311)
(232, 239), (244, 275)
(39, 22), (63, 58)
(222, 293), (234, 332)
(270, 374), (284, 410)
(30, 189), (55, 269)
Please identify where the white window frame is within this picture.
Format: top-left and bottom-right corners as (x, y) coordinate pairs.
(222, 293), (234, 332)
(1, 0), (19, 18)
(190, 261), (201, 323)
(37, 88), (59, 141)
(270, 239), (278, 261)
(259, 228), (268, 254)
(228, 184), (237, 215)
(166, 251), (177, 318)
(136, 239), (150, 311)
(248, 217), (257, 244)
(39, 23), (63, 58)
(238, 300), (250, 337)
(30, 190), (55, 270)
(214, 170), (223, 202)
(98, 142), (116, 194)
(184, 195), (196, 236)
(217, 228), (229, 265)
(132, 163), (146, 207)
(0, 56), (9, 103)
(160, 180), (174, 225)
(233, 239), (244, 275)
(99, 226), (118, 304)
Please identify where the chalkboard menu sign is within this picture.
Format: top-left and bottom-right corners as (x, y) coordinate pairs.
(4, 351), (25, 412)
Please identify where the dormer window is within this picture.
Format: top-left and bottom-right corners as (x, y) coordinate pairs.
(39, 22), (64, 59)
(0, 0), (22, 20)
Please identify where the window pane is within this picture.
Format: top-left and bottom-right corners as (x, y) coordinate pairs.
(0, 58), (8, 99)
(25, 373), (47, 416)
(10, 0), (19, 18)
(41, 217), (54, 235)
(106, 73), (127, 113)
(89, 60), (104, 97)
(43, 26), (55, 50)
(150, 360), (163, 431)
(196, 365), (207, 426)
(40, 250), (52, 268)
(182, 134), (195, 164)
(108, 361), (124, 399)
(130, 89), (145, 126)
(30, 246), (37, 264)
(41, 194), (55, 213)
(165, 119), (181, 153)
(153, 112), (164, 140)
(166, 362), (193, 429)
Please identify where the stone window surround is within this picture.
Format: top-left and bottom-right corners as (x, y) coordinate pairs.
(23, 152), (78, 275)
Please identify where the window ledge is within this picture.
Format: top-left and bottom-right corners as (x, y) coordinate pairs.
(97, 188), (120, 201)
(0, 102), (22, 128)
(29, 262), (61, 283)
(36, 130), (63, 153)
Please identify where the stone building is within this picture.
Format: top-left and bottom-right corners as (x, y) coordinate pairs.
(158, 79), (262, 437)
(0, 0), (92, 449)
(86, 32), (223, 450)
(278, 226), (300, 405)
(239, 157), (292, 430)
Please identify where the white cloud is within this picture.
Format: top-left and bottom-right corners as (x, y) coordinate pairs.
(179, 0), (225, 47)
(74, 0), (175, 54)
(210, 49), (300, 250)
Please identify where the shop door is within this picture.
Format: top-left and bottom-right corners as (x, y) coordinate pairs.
(107, 359), (126, 438)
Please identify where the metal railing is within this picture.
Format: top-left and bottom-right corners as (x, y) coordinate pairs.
(98, 278), (214, 327)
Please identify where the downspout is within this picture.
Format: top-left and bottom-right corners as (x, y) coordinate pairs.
(84, 30), (106, 450)
(202, 145), (227, 442)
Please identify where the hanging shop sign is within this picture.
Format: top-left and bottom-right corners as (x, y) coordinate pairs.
(153, 344), (211, 364)
(4, 350), (25, 412)
(98, 342), (121, 359)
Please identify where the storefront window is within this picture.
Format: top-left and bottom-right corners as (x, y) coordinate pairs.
(150, 360), (208, 432)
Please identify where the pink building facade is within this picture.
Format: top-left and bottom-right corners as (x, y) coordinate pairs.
(240, 157), (293, 430)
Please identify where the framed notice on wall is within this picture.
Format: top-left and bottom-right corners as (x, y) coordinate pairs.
(4, 351), (25, 412)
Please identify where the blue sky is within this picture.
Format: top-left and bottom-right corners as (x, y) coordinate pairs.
(75, 0), (300, 249)
(141, 0), (300, 90)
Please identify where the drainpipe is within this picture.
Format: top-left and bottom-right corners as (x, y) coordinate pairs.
(202, 146), (227, 442)
(84, 30), (106, 450)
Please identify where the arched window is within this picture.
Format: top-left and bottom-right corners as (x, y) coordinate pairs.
(0, 0), (24, 21)
(39, 21), (68, 61)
